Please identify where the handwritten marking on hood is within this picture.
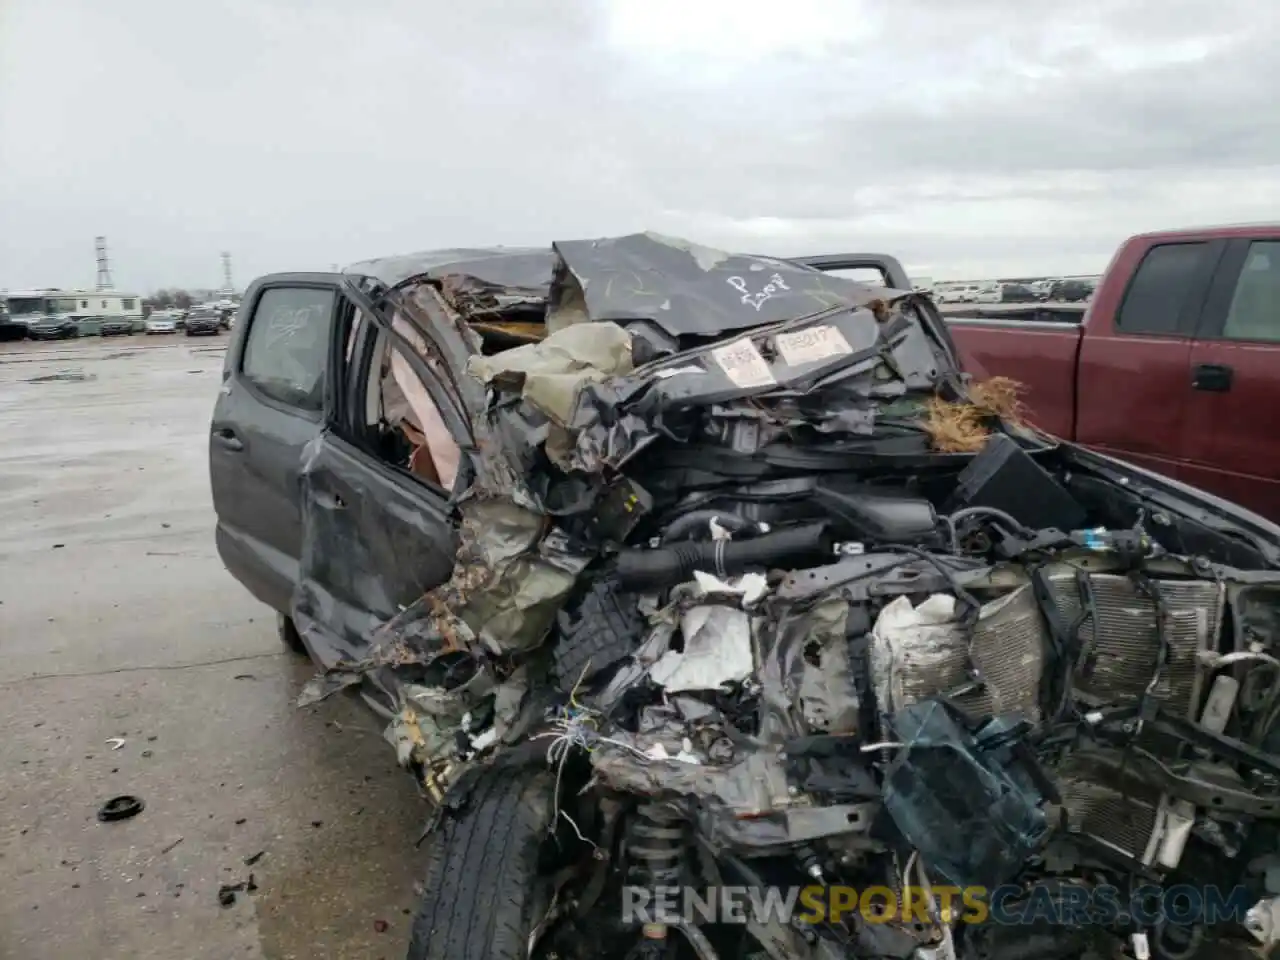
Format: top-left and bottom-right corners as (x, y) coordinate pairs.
(727, 272), (790, 311)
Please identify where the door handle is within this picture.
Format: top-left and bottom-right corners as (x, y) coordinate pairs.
(212, 428), (244, 451)
(1192, 363), (1234, 392)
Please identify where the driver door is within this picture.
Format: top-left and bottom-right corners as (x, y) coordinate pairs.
(291, 295), (468, 679)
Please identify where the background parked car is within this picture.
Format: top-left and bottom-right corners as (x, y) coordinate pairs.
(28, 317), (80, 340)
(0, 312), (27, 341)
(100, 318), (134, 336)
(1050, 279), (1095, 302)
(185, 310), (222, 336)
(1001, 283), (1038, 303)
(146, 315), (177, 335)
(1030, 279), (1057, 300)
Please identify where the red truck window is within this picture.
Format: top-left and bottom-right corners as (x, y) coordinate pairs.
(1221, 241), (1280, 342)
(1117, 242), (1211, 336)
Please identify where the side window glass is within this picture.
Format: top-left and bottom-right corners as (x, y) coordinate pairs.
(1116, 242), (1208, 335)
(1222, 241), (1280, 342)
(241, 287), (335, 410)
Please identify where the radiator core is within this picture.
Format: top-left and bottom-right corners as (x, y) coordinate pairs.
(1046, 572), (1224, 718)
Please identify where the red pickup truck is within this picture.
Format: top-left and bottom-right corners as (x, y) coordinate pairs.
(947, 223), (1280, 522)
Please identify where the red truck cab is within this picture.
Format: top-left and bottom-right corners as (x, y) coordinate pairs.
(949, 224), (1280, 521)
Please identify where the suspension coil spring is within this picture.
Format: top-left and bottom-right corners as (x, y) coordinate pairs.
(626, 801), (688, 889)
(625, 801), (689, 943)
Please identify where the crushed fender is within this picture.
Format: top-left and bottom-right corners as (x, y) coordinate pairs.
(293, 232), (1280, 959)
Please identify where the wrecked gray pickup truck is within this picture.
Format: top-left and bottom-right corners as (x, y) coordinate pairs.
(212, 234), (1280, 960)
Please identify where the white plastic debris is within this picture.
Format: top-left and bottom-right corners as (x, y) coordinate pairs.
(675, 738), (701, 764)
(869, 593), (961, 714)
(1246, 895), (1280, 946)
(469, 728), (497, 752)
(691, 570), (768, 605)
(644, 739), (702, 765)
(105, 738), (126, 750)
(649, 603), (754, 692)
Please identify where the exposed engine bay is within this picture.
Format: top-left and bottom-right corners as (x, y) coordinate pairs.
(298, 234), (1280, 960)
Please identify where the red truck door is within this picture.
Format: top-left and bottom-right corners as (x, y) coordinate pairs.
(1076, 239), (1224, 479)
(1181, 236), (1280, 519)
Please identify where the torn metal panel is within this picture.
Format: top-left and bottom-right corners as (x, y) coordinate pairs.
(547, 232), (912, 339)
(466, 321), (634, 425)
(343, 246), (555, 294)
(549, 308), (903, 474)
(421, 504), (591, 657)
(757, 591), (860, 742)
(795, 597), (861, 736)
(291, 432), (457, 673)
(590, 736), (871, 853)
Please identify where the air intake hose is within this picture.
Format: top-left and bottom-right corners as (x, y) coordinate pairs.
(616, 522), (832, 592)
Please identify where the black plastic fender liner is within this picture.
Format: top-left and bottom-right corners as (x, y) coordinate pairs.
(551, 579), (647, 694)
(615, 522), (833, 592)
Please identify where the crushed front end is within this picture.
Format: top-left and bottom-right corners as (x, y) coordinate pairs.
(303, 233), (1280, 960)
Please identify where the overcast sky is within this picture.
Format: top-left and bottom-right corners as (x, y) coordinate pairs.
(2, 0), (1277, 292)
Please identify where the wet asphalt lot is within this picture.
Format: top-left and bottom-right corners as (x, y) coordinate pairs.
(0, 336), (425, 959)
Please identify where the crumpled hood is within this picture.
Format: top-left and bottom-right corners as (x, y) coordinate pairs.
(546, 232), (913, 340)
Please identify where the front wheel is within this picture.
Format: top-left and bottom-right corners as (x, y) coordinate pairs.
(407, 766), (559, 960)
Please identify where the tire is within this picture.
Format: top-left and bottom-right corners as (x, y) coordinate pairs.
(407, 766), (557, 960)
(551, 578), (646, 693)
(277, 613), (307, 655)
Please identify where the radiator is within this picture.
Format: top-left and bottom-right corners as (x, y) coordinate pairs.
(871, 584), (1047, 722)
(1045, 572), (1225, 718)
(1054, 748), (1162, 864)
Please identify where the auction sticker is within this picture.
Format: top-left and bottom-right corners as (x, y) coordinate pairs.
(711, 338), (776, 389)
(774, 325), (853, 367)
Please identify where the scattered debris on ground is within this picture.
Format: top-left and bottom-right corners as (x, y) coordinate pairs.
(97, 795), (144, 823)
(216, 875), (257, 908)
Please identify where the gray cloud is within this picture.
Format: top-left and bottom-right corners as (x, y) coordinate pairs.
(1, 0), (1277, 290)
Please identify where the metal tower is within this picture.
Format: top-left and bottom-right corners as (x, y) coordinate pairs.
(94, 236), (114, 290)
(220, 252), (234, 295)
